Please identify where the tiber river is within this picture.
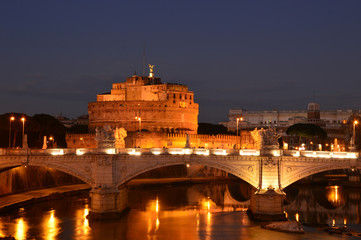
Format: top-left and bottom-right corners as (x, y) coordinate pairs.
(1, 180), (361, 240)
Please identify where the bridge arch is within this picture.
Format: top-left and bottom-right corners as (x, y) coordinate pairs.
(116, 156), (259, 189)
(0, 159), (94, 187)
(281, 161), (356, 188)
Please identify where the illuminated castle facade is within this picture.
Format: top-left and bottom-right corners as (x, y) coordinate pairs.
(88, 67), (199, 134)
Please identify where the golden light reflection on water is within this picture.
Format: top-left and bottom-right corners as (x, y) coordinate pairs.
(327, 185), (345, 207)
(75, 205), (90, 238)
(43, 210), (59, 240)
(147, 198), (160, 237)
(0, 221), (4, 237)
(15, 218), (27, 240)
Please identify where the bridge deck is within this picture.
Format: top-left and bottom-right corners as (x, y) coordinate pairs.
(0, 148), (359, 159)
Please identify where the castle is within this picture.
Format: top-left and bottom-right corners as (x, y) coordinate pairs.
(88, 66), (198, 134)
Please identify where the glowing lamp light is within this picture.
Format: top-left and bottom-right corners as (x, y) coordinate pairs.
(76, 149), (85, 155)
(168, 149), (184, 155)
(51, 149), (64, 156)
(213, 149), (227, 156)
(151, 149), (162, 155)
(293, 151), (300, 157)
(195, 149), (209, 155)
(273, 150), (280, 157)
(128, 149), (141, 155)
(105, 148), (115, 154)
(183, 149), (192, 155)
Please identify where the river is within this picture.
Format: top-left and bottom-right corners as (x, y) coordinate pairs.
(0, 180), (361, 240)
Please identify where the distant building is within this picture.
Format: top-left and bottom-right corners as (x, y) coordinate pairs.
(221, 102), (361, 151)
(88, 67), (199, 134)
(220, 103), (359, 131)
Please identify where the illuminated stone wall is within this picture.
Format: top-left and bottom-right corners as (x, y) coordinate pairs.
(65, 132), (255, 149)
(88, 75), (199, 134)
(66, 134), (97, 148)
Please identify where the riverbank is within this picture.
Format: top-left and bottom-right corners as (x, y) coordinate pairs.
(0, 184), (90, 213)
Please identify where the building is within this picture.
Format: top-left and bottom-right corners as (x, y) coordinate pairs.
(221, 103), (360, 151)
(220, 103), (360, 131)
(88, 67), (199, 134)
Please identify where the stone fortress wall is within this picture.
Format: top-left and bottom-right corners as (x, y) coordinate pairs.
(66, 131), (255, 149)
(88, 73), (198, 134)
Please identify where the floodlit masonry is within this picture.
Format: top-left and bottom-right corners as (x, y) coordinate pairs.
(88, 69), (199, 134)
(66, 131), (255, 149)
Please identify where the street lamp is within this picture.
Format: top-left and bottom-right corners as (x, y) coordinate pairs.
(21, 117), (25, 148)
(135, 116), (142, 133)
(351, 120), (358, 151)
(236, 117), (243, 149)
(236, 117), (243, 136)
(49, 136), (54, 148)
(9, 116), (15, 148)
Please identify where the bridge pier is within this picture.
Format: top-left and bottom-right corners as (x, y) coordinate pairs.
(88, 185), (129, 220)
(249, 189), (286, 221)
(248, 151), (287, 221)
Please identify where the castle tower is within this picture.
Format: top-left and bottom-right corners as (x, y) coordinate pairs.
(88, 69), (199, 134)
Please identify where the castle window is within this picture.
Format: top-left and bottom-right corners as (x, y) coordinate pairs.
(185, 95), (187, 99)
(173, 100), (176, 104)
(173, 94), (176, 98)
(179, 94), (182, 99)
(190, 95), (192, 100)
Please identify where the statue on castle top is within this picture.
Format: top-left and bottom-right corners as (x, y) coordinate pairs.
(251, 128), (281, 150)
(149, 64), (154, 78)
(149, 64), (154, 73)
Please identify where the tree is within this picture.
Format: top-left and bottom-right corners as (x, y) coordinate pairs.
(286, 123), (327, 139)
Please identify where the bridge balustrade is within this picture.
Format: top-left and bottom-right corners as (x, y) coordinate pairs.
(283, 150), (358, 159)
(0, 148), (359, 160)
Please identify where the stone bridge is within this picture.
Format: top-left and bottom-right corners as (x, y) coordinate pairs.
(0, 147), (359, 220)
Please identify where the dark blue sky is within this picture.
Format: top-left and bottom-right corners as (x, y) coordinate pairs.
(1, 1), (361, 123)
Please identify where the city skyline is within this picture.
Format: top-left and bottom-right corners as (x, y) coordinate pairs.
(1, 1), (361, 123)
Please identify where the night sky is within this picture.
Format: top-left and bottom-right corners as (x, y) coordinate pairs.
(1, 1), (361, 123)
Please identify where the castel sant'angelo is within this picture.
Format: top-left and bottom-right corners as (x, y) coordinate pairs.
(67, 65), (248, 149)
(88, 65), (198, 134)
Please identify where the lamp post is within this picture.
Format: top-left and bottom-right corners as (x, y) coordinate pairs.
(9, 116), (15, 148)
(236, 117), (243, 149)
(21, 117), (25, 148)
(236, 117), (243, 136)
(351, 120), (358, 151)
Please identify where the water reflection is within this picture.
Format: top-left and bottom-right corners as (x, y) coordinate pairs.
(75, 204), (90, 239)
(326, 186), (345, 207)
(1, 181), (361, 239)
(147, 198), (160, 237)
(15, 218), (27, 240)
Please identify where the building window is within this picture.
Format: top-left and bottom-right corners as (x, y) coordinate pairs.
(173, 94), (176, 98)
